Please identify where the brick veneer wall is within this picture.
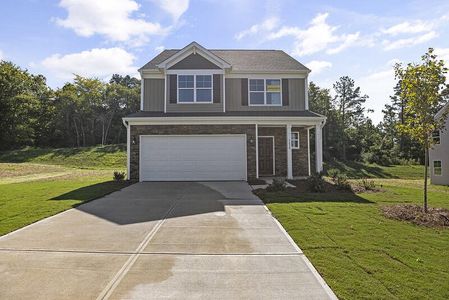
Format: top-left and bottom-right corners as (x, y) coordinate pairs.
(258, 127), (287, 176)
(292, 127), (310, 176)
(129, 124), (257, 180)
(258, 126), (309, 177)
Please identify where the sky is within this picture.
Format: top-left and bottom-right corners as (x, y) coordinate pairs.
(1, 0), (449, 124)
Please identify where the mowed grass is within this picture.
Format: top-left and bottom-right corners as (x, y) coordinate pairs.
(0, 145), (128, 236)
(325, 160), (424, 179)
(0, 144), (126, 170)
(260, 180), (449, 299)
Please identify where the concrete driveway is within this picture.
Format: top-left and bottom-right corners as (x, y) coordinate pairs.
(0, 182), (336, 299)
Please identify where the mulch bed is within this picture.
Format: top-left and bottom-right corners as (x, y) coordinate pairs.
(381, 204), (449, 228)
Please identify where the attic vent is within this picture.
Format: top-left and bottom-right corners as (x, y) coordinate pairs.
(193, 46), (197, 54)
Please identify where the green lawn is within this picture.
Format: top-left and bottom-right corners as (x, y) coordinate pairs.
(0, 145), (128, 236)
(325, 160), (424, 179)
(259, 180), (449, 299)
(0, 144), (126, 170)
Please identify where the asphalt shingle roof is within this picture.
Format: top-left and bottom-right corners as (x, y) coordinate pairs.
(140, 49), (310, 72)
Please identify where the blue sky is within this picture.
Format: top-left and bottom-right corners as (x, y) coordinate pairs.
(1, 0), (449, 123)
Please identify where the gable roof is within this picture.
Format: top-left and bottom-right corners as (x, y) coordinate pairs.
(435, 101), (449, 120)
(140, 44), (310, 73)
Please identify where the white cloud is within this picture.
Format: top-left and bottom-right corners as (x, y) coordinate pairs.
(435, 48), (449, 62)
(41, 48), (137, 81)
(235, 17), (279, 40)
(358, 63), (397, 124)
(152, 0), (189, 22)
(55, 0), (170, 46)
(382, 31), (438, 50)
(381, 20), (434, 36)
(306, 60), (332, 74)
(154, 45), (165, 53)
(266, 13), (361, 56)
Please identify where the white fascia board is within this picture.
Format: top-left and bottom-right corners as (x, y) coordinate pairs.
(226, 71), (307, 79)
(141, 70), (164, 79)
(123, 116), (326, 126)
(157, 42), (231, 69)
(166, 69), (224, 75)
(435, 102), (449, 120)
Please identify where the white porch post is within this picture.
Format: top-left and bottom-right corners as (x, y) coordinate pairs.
(255, 124), (259, 178)
(315, 123), (323, 173)
(286, 124), (293, 179)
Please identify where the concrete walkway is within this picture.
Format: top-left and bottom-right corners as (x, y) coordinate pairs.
(0, 182), (336, 299)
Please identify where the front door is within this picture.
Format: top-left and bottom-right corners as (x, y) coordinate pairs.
(258, 137), (274, 176)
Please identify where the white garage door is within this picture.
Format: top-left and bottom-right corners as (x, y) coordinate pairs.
(140, 135), (247, 181)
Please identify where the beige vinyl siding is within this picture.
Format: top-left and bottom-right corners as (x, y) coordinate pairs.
(225, 78), (306, 111)
(143, 79), (164, 111)
(168, 53), (220, 69)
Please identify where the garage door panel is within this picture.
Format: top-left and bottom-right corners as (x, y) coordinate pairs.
(140, 135), (246, 181)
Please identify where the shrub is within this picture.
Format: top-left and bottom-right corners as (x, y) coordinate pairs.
(359, 177), (376, 191)
(327, 169), (351, 190)
(113, 171), (126, 181)
(266, 178), (287, 192)
(306, 172), (325, 193)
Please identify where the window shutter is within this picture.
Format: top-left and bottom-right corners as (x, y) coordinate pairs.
(282, 79), (289, 106)
(213, 74), (221, 103)
(241, 78), (248, 106)
(169, 74), (177, 103)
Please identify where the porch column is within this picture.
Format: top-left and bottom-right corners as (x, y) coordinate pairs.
(315, 123), (323, 173)
(255, 124), (259, 178)
(286, 124), (293, 179)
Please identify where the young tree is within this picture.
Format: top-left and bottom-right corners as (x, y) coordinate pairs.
(394, 48), (449, 212)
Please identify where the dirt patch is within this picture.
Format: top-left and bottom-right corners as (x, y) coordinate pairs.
(0, 163), (66, 177)
(381, 204), (449, 228)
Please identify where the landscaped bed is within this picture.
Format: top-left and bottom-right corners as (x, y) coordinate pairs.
(257, 178), (449, 299)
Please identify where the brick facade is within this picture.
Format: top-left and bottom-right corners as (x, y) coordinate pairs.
(129, 124), (257, 180)
(292, 127), (310, 176)
(129, 124), (309, 181)
(258, 126), (309, 177)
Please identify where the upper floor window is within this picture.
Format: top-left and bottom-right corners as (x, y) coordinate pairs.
(432, 130), (441, 144)
(249, 79), (281, 106)
(178, 75), (212, 103)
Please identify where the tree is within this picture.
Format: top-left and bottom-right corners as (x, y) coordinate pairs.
(394, 48), (449, 212)
(332, 76), (369, 160)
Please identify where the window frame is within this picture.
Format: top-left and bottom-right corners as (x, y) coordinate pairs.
(433, 160), (442, 176)
(432, 130), (441, 144)
(177, 74), (213, 104)
(248, 78), (282, 106)
(291, 132), (300, 149)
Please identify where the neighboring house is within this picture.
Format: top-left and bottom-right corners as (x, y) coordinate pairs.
(122, 42), (325, 182)
(430, 102), (449, 185)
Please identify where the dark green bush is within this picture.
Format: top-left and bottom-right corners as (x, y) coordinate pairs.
(307, 172), (326, 193)
(113, 171), (126, 181)
(266, 178), (287, 192)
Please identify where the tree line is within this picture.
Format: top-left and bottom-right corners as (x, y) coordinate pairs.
(1, 50), (447, 168)
(0, 61), (140, 150)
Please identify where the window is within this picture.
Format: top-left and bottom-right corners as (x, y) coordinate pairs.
(291, 132), (300, 149)
(178, 75), (212, 103)
(432, 130), (441, 144)
(433, 161), (442, 176)
(249, 79), (281, 106)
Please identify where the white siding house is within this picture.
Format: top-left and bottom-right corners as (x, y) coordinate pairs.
(429, 103), (449, 185)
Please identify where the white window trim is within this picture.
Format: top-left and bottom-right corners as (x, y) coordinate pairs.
(432, 130), (441, 144)
(177, 74), (213, 104)
(291, 131), (300, 149)
(433, 160), (442, 176)
(248, 78), (282, 107)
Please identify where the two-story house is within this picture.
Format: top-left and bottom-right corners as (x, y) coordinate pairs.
(430, 102), (449, 185)
(122, 42), (326, 182)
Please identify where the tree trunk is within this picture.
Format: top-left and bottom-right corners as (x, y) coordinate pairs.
(424, 144), (429, 213)
(73, 118), (80, 147)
